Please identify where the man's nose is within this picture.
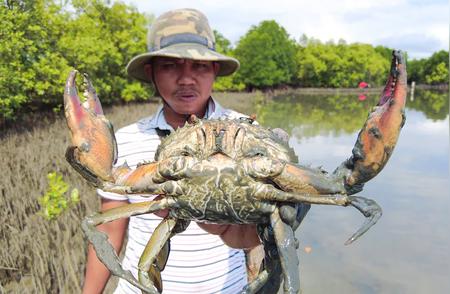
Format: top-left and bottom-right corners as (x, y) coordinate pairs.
(178, 63), (195, 85)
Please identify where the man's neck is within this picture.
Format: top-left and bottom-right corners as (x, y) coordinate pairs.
(162, 101), (207, 129)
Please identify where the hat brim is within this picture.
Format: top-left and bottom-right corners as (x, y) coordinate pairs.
(126, 43), (240, 83)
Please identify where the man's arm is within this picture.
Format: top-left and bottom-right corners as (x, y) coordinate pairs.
(82, 199), (129, 294)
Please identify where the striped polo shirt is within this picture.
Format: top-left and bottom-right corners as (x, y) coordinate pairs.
(98, 98), (249, 294)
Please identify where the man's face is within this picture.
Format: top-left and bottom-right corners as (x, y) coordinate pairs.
(145, 57), (219, 117)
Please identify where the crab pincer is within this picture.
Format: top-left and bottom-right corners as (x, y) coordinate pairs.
(337, 50), (406, 243)
(64, 70), (118, 185)
(257, 51), (407, 246)
(341, 50), (407, 192)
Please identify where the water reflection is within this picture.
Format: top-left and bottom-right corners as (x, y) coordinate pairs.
(256, 89), (449, 139)
(256, 90), (449, 293)
(408, 89), (449, 120)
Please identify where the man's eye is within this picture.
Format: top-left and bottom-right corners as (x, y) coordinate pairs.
(193, 62), (209, 70)
(161, 62), (177, 69)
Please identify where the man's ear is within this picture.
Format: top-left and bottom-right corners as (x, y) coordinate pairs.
(144, 64), (153, 80)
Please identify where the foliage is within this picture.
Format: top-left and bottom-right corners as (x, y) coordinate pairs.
(213, 30), (245, 91)
(38, 172), (80, 220)
(374, 45), (395, 61)
(214, 29), (232, 54)
(0, 0), (153, 122)
(423, 50), (449, 84)
(296, 36), (390, 87)
(408, 50), (449, 85)
(214, 75), (246, 92)
(60, 0), (154, 103)
(0, 1), (68, 119)
(234, 20), (298, 89)
(408, 58), (426, 84)
(1, 2), (447, 123)
(425, 62), (448, 84)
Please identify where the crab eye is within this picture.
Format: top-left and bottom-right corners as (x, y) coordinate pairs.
(180, 150), (191, 156)
(178, 146), (196, 157)
(246, 147), (267, 157)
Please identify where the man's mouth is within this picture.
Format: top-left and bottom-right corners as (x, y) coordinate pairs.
(175, 90), (198, 100)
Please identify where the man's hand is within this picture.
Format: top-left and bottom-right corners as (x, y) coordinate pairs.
(153, 195), (169, 218)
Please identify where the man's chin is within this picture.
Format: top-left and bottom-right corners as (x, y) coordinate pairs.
(176, 102), (207, 113)
(170, 105), (202, 117)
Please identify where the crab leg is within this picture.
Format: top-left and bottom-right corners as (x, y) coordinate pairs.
(344, 196), (382, 245)
(138, 218), (190, 293)
(138, 218), (175, 293)
(270, 208), (300, 294)
(251, 181), (381, 244)
(82, 197), (177, 294)
(242, 245), (268, 294)
(243, 270), (271, 294)
(243, 224), (283, 294)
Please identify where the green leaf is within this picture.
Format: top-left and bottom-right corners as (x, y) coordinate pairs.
(38, 171), (80, 220)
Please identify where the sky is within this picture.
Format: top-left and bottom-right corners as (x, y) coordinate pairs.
(121, 0), (448, 60)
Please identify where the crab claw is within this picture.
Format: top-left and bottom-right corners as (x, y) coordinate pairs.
(64, 70), (118, 186)
(337, 50), (407, 194)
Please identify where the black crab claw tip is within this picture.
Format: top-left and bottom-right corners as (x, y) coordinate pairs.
(81, 72), (104, 115)
(345, 196), (382, 245)
(389, 50), (404, 79)
(393, 50), (404, 65)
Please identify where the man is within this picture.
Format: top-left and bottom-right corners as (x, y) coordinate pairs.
(82, 8), (261, 294)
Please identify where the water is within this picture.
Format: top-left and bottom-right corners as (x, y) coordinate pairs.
(255, 89), (449, 293)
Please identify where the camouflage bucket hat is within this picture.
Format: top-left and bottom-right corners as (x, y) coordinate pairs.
(126, 8), (240, 83)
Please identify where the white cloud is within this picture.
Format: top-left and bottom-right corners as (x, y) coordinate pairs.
(122, 0), (449, 59)
(411, 118), (449, 135)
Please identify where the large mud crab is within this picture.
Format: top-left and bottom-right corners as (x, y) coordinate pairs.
(64, 51), (406, 294)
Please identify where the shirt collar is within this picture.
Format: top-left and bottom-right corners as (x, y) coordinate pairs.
(146, 97), (225, 131)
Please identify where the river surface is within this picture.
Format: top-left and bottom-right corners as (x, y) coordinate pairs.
(254, 89), (449, 294)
